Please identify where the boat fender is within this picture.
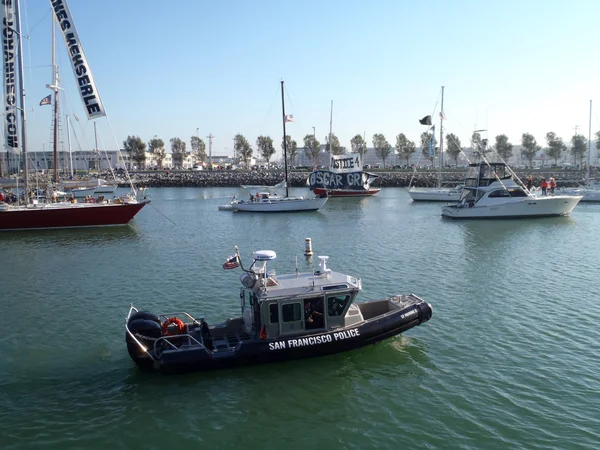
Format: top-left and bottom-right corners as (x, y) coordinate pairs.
(162, 317), (185, 335)
(126, 319), (163, 369)
(128, 311), (161, 326)
(416, 302), (433, 323)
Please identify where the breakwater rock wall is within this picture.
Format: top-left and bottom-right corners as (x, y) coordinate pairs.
(125, 170), (595, 189)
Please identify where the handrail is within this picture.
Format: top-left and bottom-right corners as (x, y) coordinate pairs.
(153, 333), (204, 353)
(126, 305), (206, 358)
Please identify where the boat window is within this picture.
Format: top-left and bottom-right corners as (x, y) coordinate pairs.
(507, 188), (528, 197)
(488, 189), (511, 198)
(322, 284), (348, 291)
(328, 295), (350, 317)
(282, 303), (301, 322)
(269, 303), (279, 323)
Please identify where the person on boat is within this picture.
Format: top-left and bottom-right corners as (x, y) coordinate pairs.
(249, 194), (254, 202)
(304, 298), (324, 329)
(541, 179), (548, 196)
(549, 177), (556, 195)
(526, 175), (533, 191)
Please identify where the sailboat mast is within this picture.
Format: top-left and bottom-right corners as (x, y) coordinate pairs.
(438, 86), (444, 187)
(49, 15), (60, 183)
(15, 0), (29, 199)
(329, 100), (333, 156)
(67, 115), (73, 178)
(281, 80), (289, 198)
(587, 100), (592, 183)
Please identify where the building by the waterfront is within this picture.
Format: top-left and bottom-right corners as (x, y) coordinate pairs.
(0, 150), (236, 175)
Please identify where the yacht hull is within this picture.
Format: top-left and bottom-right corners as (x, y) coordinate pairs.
(441, 195), (581, 219)
(312, 187), (380, 197)
(0, 201), (148, 231)
(231, 197), (327, 212)
(408, 187), (461, 201)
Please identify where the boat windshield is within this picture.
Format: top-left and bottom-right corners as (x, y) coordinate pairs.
(465, 163), (511, 187)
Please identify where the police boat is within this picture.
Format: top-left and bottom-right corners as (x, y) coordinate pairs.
(125, 249), (433, 374)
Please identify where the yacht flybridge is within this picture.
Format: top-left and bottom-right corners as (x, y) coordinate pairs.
(441, 162), (582, 219)
(125, 247), (433, 374)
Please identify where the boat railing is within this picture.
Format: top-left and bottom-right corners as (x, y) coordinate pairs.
(126, 305), (208, 358)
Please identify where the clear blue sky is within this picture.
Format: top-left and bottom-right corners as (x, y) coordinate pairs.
(19, 0), (600, 160)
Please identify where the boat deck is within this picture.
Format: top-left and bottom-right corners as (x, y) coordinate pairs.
(212, 331), (253, 352)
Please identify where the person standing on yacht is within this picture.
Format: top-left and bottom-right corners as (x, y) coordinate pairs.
(549, 178), (556, 195)
(541, 179), (548, 196)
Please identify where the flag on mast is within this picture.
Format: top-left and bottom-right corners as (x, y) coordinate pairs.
(39, 95), (52, 106)
(284, 114), (295, 123)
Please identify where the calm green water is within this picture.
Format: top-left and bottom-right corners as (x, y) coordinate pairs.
(1, 187), (599, 449)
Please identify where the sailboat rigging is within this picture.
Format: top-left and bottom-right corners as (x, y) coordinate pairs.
(0, 0), (148, 231)
(222, 81), (328, 212)
(408, 86), (463, 202)
(559, 100), (600, 201)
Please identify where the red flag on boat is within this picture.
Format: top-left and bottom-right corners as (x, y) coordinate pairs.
(223, 254), (239, 270)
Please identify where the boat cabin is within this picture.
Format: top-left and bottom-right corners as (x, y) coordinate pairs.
(457, 162), (529, 206)
(464, 162), (512, 188)
(238, 251), (363, 340)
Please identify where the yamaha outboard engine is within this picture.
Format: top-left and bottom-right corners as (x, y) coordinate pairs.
(126, 311), (162, 369)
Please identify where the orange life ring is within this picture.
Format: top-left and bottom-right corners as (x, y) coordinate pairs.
(162, 317), (185, 335)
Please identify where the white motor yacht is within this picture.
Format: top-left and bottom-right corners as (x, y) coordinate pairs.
(441, 162), (582, 219)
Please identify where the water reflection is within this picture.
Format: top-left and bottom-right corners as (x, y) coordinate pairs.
(0, 224), (139, 246)
(456, 216), (576, 250)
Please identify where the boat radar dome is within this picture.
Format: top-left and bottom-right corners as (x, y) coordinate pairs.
(253, 250), (276, 261)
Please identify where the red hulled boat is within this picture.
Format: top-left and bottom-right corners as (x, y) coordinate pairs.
(0, 199), (148, 231)
(312, 187), (381, 197)
(0, 1), (149, 231)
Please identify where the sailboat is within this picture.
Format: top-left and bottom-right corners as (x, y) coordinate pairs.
(557, 100), (600, 202)
(0, 0), (148, 231)
(225, 81), (328, 212)
(408, 86), (463, 202)
(308, 101), (380, 197)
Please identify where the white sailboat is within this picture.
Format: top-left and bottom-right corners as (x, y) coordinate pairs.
(223, 81), (328, 213)
(557, 100), (600, 202)
(409, 86), (463, 201)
